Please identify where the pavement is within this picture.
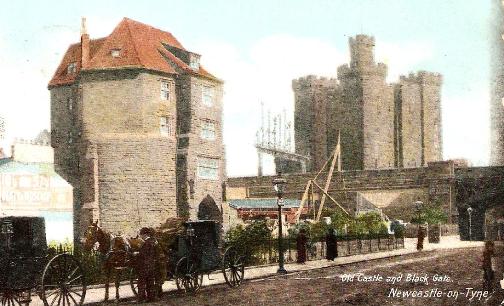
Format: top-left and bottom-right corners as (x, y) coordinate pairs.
(29, 235), (483, 305)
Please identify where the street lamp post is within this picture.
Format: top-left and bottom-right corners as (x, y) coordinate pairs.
(273, 173), (287, 274)
(467, 207), (473, 241)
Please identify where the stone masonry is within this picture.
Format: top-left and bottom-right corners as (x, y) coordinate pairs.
(49, 18), (225, 239)
(293, 35), (443, 172)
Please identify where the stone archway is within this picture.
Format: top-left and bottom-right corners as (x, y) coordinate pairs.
(197, 195), (222, 222)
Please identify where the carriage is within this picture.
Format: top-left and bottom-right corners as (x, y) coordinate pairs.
(0, 216), (86, 306)
(130, 220), (245, 294)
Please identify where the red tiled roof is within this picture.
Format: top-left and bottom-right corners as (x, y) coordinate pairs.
(48, 18), (219, 87)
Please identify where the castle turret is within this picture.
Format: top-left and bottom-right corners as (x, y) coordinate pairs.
(350, 35), (375, 71)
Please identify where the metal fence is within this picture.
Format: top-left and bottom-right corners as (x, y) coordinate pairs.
(250, 236), (405, 265)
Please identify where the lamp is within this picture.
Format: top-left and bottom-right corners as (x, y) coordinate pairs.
(467, 207), (473, 241)
(272, 173), (287, 274)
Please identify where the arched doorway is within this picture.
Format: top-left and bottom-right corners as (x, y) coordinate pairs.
(197, 195), (222, 222)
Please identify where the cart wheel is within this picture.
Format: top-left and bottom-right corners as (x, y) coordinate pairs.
(129, 267), (138, 296)
(0, 290), (23, 306)
(41, 253), (86, 306)
(174, 257), (202, 293)
(222, 246), (245, 287)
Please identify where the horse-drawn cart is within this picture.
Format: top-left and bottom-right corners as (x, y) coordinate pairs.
(0, 217), (86, 306)
(130, 220), (245, 294)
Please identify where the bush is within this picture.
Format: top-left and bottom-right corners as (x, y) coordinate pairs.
(411, 202), (448, 225)
(390, 221), (405, 238)
(225, 220), (272, 265)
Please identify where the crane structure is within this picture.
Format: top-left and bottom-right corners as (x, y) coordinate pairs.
(293, 132), (350, 223)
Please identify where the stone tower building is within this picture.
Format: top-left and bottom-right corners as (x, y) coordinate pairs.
(48, 18), (225, 238)
(491, 0), (504, 165)
(293, 35), (442, 171)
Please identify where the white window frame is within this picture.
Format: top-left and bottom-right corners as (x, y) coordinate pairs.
(190, 55), (200, 70)
(111, 49), (121, 58)
(160, 116), (173, 136)
(197, 157), (219, 180)
(160, 81), (170, 101)
(200, 121), (216, 140)
(67, 62), (77, 74)
(202, 86), (214, 107)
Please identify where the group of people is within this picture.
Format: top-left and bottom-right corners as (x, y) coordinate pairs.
(135, 227), (163, 303)
(296, 228), (339, 264)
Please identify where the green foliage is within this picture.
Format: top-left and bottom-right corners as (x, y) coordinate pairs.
(411, 202), (448, 225)
(330, 209), (352, 233)
(390, 221), (405, 238)
(225, 220), (273, 264)
(345, 212), (388, 238)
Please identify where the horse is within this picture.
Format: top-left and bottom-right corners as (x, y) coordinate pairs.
(82, 220), (143, 302)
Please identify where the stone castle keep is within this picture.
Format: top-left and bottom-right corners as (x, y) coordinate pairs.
(48, 18), (225, 238)
(293, 35), (443, 172)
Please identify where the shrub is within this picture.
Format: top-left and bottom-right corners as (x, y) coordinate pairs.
(225, 220), (272, 264)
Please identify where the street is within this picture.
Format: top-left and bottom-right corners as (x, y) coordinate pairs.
(86, 246), (495, 306)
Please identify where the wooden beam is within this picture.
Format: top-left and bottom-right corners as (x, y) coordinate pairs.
(294, 180), (312, 222)
(316, 142), (340, 221)
(312, 180), (350, 216)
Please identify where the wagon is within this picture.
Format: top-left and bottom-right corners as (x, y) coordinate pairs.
(130, 220), (245, 294)
(0, 217), (86, 306)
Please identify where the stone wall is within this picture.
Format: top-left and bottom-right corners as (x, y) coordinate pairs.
(228, 161), (458, 223)
(95, 137), (177, 236)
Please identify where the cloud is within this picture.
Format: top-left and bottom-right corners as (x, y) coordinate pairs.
(442, 86), (490, 166)
(375, 40), (435, 81)
(196, 35), (345, 177)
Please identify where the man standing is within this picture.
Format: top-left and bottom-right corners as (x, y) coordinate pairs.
(326, 229), (337, 261)
(296, 228), (308, 263)
(137, 227), (160, 302)
(416, 226), (426, 251)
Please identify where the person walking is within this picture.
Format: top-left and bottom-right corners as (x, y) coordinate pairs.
(137, 227), (160, 303)
(416, 225), (426, 251)
(482, 240), (495, 292)
(296, 228), (308, 263)
(326, 228), (337, 261)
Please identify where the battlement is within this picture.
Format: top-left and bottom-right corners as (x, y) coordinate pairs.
(399, 71), (442, 86)
(349, 35), (375, 47)
(292, 75), (338, 90)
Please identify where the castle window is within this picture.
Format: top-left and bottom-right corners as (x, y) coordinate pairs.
(68, 131), (73, 144)
(67, 62), (77, 74)
(160, 116), (173, 136)
(160, 81), (170, 100)
(111, 49), (121, 58)
(197, 157), (219, 180)
(200, 121), (216, 140)
(202, 86), (214, 106)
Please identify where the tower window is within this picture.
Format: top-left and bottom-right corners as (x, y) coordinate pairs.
(201, 121), (216, 140)
(160, 116), (173, 136)
(160, 81), (170, 100)
(67, 98), (73, 111)
(202, 86), (214, 106)
(197, 157), (219, 180)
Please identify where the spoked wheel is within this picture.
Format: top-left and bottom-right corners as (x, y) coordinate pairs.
(174, 257), (202, 293)
(222, 246), (245, 287)
(0, 290), (24, 306)
(129, 267), (138, 296)
(41, 253), (86, 306)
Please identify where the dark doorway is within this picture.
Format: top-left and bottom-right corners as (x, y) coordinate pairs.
(197, 195), (222, 222)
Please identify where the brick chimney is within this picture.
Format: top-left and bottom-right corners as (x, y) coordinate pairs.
(81, 17), (90, 69)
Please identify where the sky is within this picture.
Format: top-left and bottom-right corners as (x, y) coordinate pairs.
(0, 0), (493, 177)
